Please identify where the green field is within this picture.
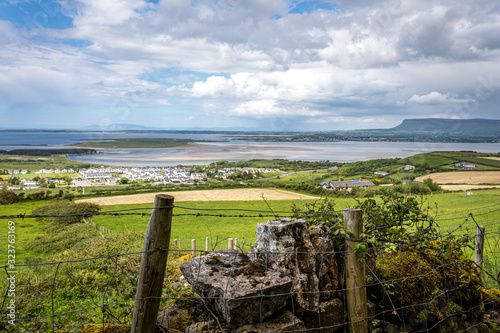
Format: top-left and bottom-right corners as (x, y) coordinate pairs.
(2, 189), (499, 264)
(0, 189), (498, 332)
(0, 153), (98, 172)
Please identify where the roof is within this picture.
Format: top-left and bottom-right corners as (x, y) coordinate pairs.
(330, 180), (375, 188)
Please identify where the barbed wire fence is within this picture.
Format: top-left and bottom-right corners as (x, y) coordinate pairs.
(0, 198), (498, 332)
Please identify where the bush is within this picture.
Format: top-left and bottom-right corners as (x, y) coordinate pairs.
(33, 201), (101, 225)
(0, 190), (20, 205)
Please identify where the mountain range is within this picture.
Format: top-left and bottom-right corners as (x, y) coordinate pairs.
(81, 118), (500, 138)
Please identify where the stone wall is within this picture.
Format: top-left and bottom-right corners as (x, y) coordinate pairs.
(156, 218), (498, 333)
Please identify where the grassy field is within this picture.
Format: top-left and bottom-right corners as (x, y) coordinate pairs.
(0, 189), (498, 333)
(0, 200), (50, 263)
(0, 153), (97, 172)
(3, 188), (498, 264)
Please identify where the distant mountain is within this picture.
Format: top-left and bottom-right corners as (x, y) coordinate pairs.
(384, 118), (500, 137)
(80, 123), (162, 131)
(80, 123), (261, 132)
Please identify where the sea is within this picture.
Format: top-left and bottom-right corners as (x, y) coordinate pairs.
(1, 131), (499, 167)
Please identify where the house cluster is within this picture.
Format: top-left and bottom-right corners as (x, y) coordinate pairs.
(8, 170), (29, 175)
(78, 166), (193, 184)
(5, 178), (40, 190)
(35, 168), (76, 174)
(211, 167), (280, 179)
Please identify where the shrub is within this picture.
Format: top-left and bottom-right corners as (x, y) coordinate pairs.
(33, 201), (101, 225)
(0, 189), (20, 205)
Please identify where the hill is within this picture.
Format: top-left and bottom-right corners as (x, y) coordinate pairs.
(387, 118), (500, 137)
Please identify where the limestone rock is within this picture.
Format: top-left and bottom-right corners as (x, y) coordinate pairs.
(253, 219), (339, 311)
(234, 310), (306, 333)
(180, 250), (292, 328)
(184, 320), (217, 333)
(302, 298), (345, 333)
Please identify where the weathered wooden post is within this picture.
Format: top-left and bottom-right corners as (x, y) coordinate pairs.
(475, 225), (485, 272)
(344, 208), (367, 333)
(191, 239), (196, 256)
(131, 194), (174, 333)
(234, 238), (238, 249)
(228, 238), (234, 250)
(205, 237), (209, 252)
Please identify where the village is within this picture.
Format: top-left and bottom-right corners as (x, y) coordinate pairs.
(1, 166), (282, 190)
(0, 160), (479, 192)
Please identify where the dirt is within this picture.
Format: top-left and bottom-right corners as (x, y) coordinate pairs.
(77, 188), (319, 206)
(415, 171), (500, 185)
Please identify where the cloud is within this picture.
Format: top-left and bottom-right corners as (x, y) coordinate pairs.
(407, 91), (473, 105)
(1, 0), (500, 129)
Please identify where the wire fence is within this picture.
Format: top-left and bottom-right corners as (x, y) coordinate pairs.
(0, 202), (499, 332)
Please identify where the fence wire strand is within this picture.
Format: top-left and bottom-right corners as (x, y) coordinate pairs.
(0, 204), (499, 332)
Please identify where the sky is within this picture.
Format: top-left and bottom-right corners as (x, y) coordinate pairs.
(0, 0), (499, 131)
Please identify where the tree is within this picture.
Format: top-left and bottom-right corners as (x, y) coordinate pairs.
(423, 177), (441, 192)
(120, 177), (130, 184)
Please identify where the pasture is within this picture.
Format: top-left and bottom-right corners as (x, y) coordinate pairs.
(1, 188), (499, 264)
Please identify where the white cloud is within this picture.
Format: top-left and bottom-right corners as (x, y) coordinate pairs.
(232, 100), (325, 118)
(408, 91), (473, 105)
(1, 0), (500, 129)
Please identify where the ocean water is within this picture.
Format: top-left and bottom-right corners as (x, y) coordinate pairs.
(1, 131), (499, 166)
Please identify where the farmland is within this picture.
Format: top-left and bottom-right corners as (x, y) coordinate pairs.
(415, 171), (500, 184)
(77, 188), (318, 205)
(2, 188), (499, 264)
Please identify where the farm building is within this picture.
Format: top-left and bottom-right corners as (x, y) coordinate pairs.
(329, 180), (375, 191)
(454, 162), (476, 170)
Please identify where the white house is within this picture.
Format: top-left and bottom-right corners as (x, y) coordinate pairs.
(454, 162), (476, 170)
(329, 180), (375, 191)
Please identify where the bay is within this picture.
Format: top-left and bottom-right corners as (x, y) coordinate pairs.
(1, 131), (499, 167)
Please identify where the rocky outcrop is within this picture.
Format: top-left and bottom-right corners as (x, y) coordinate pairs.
(159, 217), (497, 333)
(174, 218), (344, 332)
(235, 310), (306, 333)
(253, 218), (339, 311)
(180, 250), (292, 328)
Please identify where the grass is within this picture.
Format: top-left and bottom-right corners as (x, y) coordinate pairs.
(0, 200), (51, 263)
(0, 189), (498, 332)
(2, 189), (500, 262)
(0, 153), (98, 172)
(272, 171), (330, 183)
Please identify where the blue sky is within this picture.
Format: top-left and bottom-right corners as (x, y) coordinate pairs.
(1, 0), (499, 130)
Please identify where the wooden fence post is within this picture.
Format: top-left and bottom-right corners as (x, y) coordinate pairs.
(228, 238), (234, 250)
(205, 237), (209, 252)
(131, 194), (174, 333)
(192, 239), (196, 256)
(475, 225), (485, 271)
(344, 208), (367, 333)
